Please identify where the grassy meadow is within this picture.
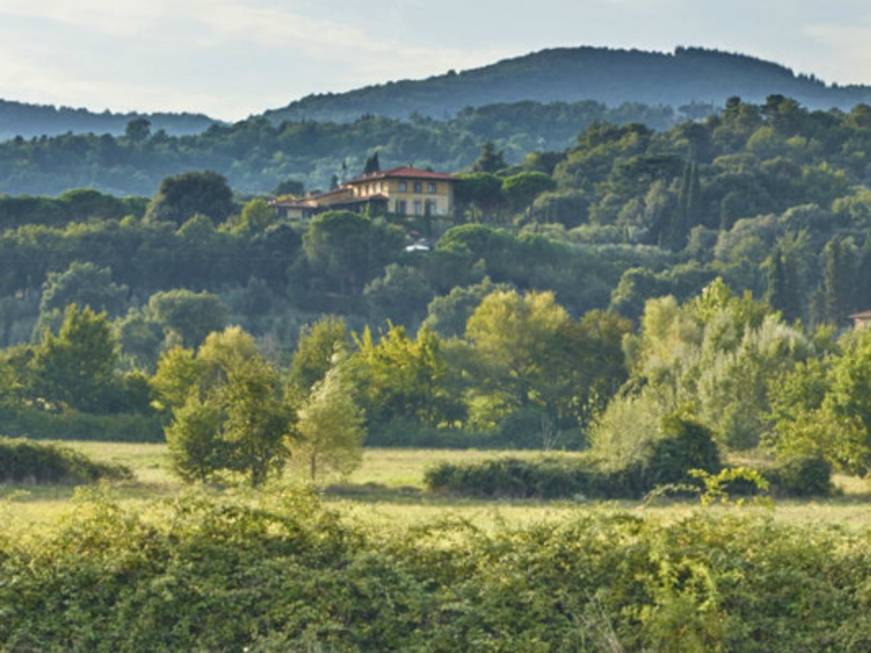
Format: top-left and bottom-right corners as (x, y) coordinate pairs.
(3, 440), (871, 534)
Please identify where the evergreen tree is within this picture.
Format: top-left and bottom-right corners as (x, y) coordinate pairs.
(363, 152), (381, 175)
(765, 250), (787, 315)
(820, 237), (858, 325)
(765, 239), (804, 322)
(471, 142), (506, 174)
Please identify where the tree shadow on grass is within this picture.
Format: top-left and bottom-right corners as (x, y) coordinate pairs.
(323, 482), (425, 504)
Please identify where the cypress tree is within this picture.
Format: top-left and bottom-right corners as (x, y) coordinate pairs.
(363, 152), (381, 175)
(765, 251), (787, 315)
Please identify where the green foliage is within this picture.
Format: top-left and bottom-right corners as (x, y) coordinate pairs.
(160, 327), (293, 486)
(273, 178), (305, 196)
(6, 491), (871, 650)
(471, 141), (507, 173)
(425, 456), (619, 499)
(146, 289), (228, 348)
(766, 455), (834, 497)
(302, 211), (404, 293)
(0, 405), (162, 441)
(501, 171), (556, 211)
(145, 170), (235, 225)
(0, 436), (131, 483)
(237, 197), (277, 234)
(0, 188), (147, 229)
(288, 315), (349, 393)
(640, 412), (721, 488)
(39, 262), (128, 319)
(421, 277), (512, 338)
(294, 365), (365, 481)
(351, 324), (464, 431)
(166, 394), (226, 482)
(30, 305), (118, 413)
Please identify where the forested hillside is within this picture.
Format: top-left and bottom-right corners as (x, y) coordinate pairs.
(264, 46), (871, 123)
(2, 95), (871, 461)
(0, 99), (217, 141)
(0, 100), (677, 195)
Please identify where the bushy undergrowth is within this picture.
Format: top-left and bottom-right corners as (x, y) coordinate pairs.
(425, 455), (630, 499)
(764, 455), (835, 497)
(2, 490), (871, 651)
(426, 415), (730, 499)
(0, 406), (163, 442)
(0, 437), (131, 484)
(425, 454), (834, 500)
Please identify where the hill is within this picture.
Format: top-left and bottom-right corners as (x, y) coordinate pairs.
(0, 100), (679, 196)
(0, 99), (218, 140)
(263, 46), (871, 123)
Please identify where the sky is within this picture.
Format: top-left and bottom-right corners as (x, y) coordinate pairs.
(1, 0), (871, 120)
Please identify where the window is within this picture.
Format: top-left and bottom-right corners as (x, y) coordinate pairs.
(427, 182), (437, 193)
(399, 181), (407, 192)
(425, 199), (436, 216)
(395, 200), (407, 215)
(413, 182), (422, 193)
(414, 200), (423, 216)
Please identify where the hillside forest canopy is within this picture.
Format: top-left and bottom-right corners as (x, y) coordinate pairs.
(1, 95), (871, 483)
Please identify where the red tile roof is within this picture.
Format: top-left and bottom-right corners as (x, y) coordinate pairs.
(348, 166), (454, 183)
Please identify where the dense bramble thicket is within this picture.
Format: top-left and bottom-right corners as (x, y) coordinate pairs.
(0, 436), (131, 483)
(2, 491), (870, 651)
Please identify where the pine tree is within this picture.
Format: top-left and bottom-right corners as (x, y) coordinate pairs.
(471, 142), (506, 173)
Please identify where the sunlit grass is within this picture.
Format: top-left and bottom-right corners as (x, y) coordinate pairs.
(2, 441), (871, 534)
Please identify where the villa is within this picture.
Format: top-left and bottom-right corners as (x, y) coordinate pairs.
(274, 166), (455, 220)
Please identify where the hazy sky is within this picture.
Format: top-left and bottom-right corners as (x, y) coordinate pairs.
(1, 0), (871, 120)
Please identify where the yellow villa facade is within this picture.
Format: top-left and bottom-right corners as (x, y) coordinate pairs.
(274, 166), (455, 220)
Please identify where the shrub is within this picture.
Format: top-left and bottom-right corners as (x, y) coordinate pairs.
(0, 437), (131, 484)
(426, 456), (643, 499)
(767, 455), (834, 497)
(636, 413), (721, 488)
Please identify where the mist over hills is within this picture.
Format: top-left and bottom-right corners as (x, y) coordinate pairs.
(263, 46), (871, 124)
(0, 99), (218, 141)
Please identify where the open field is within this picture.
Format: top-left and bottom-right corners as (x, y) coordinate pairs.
(3, 440), (871, 533)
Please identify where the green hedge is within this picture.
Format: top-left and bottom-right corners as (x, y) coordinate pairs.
(424, 456), (631, 499)
(425, 455), (834, 500)
(2, 491), (871, 651)
(0, 437), (131, 484)
(0, 406), (164, 442)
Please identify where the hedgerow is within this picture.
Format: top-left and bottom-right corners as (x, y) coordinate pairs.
(1, 490), (870, 651)
(0, 406), (164, 442)
(0, 436), (131, 484)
